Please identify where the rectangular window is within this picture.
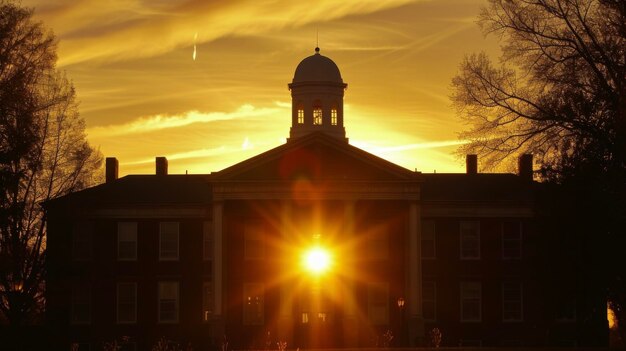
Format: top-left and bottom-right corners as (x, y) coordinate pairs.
(297, 109), (304, 124)
(502, 282), (523, 321)
(368, 231), (388, 260)
(72, 221), (93, 261)
(331, 108), (338, 125)
(368, 282), (389, 325)
(244, 224), (264, 260)
(158, 281), (179, 323)
(71, 284), (91, 324)
(421, 220), (436, 259)
(116, 283), (137, 324)
(203, 282), (213, 322)
(243, 283), (264, 325)
(502, 222), (522, 259)
(159, 222), (179, 261)
(117, 222), (137, 261)
(461, 282), (481, 322)
(313, 108), (322, 125)
(423, 281), (436, 321)
(460, 221), (480, 259)
(203, 221), (213, 261)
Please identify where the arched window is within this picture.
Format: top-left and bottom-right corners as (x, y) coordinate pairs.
(297, 105), (304, 124)
(313, 101), (322, 125)
(313, 108), (322, 125)
(331, 107), (338, 125)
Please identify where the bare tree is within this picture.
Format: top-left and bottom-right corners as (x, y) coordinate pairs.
(452, 0), (625, 172)
(452, 0), (626, 343)
(0, 1), (102, 325)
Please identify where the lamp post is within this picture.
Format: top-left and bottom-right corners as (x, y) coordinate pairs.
(397, 297), (405, 347)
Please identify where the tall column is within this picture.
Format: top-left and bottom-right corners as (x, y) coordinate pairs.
(212, 202), (224, 337)
(408, 201), (424, 346)
(342, 201), (358, 346)
(277, 201), (294, 344)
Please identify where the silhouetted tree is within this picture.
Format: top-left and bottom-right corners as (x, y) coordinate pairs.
(452, 0), (625, 343)
(0, 1), (102, 325)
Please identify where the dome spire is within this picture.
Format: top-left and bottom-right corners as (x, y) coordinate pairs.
(315, 28), (319, 54)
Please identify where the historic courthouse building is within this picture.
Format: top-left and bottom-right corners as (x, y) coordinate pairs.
(45, 49), (607, 350)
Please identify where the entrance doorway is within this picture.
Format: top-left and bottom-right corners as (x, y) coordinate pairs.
(294, 283), (339, 348)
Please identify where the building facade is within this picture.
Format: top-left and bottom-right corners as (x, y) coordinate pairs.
(45, 49), (607, 350)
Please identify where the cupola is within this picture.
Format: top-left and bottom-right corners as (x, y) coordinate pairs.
(288, 48), (348, 141)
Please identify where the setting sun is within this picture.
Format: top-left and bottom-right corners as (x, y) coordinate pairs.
(303, 247), (332, 274)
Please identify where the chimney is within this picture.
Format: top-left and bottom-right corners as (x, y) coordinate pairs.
(156, 156), (168, 176)
(105, 157), (118, 183)
(466, 154), (478, 174)
(518, 154), (533, 181)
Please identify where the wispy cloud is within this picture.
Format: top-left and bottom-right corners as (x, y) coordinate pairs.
(87, 104), (285, 138)
(124, 146), (228, 165)
(22, 0), (493, 176)
(28, 0), (419, 66)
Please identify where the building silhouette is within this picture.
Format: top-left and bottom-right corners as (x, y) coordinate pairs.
(45, 48), (607, 350)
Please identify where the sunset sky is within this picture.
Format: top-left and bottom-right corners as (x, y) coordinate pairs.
(24, 0), (501, 176)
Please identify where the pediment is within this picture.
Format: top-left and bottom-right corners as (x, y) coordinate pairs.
(213, 132), (418, 182)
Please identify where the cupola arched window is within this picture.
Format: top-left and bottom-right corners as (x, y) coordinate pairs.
(331, 106), (338, 126)
(297, 104), (304, 124)
(313, 101), (322, 125)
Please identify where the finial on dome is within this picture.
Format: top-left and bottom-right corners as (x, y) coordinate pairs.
(315, 47), (320, 54)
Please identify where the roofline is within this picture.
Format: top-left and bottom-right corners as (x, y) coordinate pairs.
(213, 132), (420, 181)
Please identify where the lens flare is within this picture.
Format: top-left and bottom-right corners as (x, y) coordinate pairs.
(303, 247), (331, 274)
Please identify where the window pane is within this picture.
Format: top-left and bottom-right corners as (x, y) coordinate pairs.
(158, 281), (179, 323)
(331, 108), (338, 125)
(461, 282), (481, 321)
(460, 221), (480, 259)
(72, 222), (93, 261)
(159, 222), (179, 260)
(368, 282), (389, 325)
(423, 281), (436, 321)
(297, 108), (304, 124)
(313, 108), (322, 125)
(421, 220), (436, 259)
(117, 222), (137, 261)
(71, 284), (91, 324)
(502, 282), (523, 321)
(502, 222), (522, 259)
(117, 283), (136, 323)
(244, 224), (264, 260)
(368, 231), (388, 260)
(243, 283), (264, 325)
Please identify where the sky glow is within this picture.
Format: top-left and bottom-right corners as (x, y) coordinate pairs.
(24, 0), (500, 176)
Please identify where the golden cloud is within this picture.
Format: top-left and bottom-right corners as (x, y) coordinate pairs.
(27, 0), (418, 66)
(87, 104), (287, 138)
